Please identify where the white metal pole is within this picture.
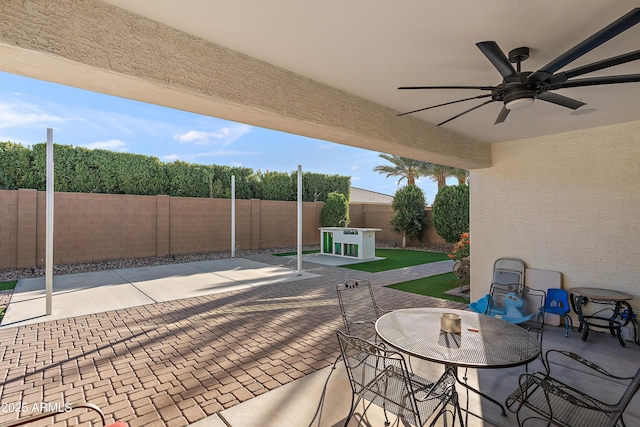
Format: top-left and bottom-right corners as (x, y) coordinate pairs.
(45, 129), (54, 315)
(231, 175), (235, 259)
(297, 165), (302, 275)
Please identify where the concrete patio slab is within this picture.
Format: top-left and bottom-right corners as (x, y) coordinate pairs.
(0, 270), (152, 328)
(1, 258), (319, 328)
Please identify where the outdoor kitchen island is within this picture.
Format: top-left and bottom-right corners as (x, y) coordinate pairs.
(319, 227), (381, 260)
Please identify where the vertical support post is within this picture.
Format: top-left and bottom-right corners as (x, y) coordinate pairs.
(231, 175), (235, 259)
(45, 128), (54, 315)
(297, 165), (302, 275)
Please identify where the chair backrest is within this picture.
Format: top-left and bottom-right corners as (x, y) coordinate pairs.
(337, 331), (452, 426)
(493, 257), (525, 289)
(521, 287), (546, 339)
(336, 279), (381, 340)
(488, 282), (523, 313)
(545, 288), (570, 315)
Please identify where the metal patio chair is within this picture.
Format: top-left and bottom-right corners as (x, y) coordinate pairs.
(337, 331), (459, 427)
(336, 279), (390, 343)
(505, 349), (640, 427)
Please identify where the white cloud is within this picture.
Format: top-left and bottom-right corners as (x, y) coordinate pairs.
(0, 101), (65, 129)
(174, 125), (251, 146)
(352, 176), (361, 181)
(351, 165), (360, 171)
(80, 139), (129, 152)
(316, 143), (333, 150)
(162, 154), (179, 161)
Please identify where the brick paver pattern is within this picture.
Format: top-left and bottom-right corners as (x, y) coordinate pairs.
(0, 254), (466, 426)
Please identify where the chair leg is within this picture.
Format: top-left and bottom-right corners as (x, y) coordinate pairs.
(343, 393), (359, 427)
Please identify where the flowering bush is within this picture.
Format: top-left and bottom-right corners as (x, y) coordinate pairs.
(448, 232), (470, 261)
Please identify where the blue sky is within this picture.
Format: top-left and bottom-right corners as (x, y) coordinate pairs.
(0, 71), (448, 204)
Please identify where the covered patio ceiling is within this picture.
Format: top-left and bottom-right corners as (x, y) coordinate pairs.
(1, 1), (639, 168)
(101, 0), (640, 143)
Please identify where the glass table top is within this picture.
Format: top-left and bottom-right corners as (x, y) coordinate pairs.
(375, 308), (540, 369)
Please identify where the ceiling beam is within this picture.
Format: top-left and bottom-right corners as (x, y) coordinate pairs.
(0, 0), (491, 169)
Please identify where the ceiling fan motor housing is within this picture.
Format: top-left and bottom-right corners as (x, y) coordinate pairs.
(502, 84), (537, 109)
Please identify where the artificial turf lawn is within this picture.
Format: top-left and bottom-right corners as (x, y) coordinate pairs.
(0, 281), (17, 322)
(387, 272), (469, 303)
(342, 248), (449, 273)
(0, 281), (17, 291)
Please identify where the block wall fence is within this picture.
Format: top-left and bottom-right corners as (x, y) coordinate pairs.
(0, 189), (446, 269)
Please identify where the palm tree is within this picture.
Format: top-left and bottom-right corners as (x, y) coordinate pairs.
(373, 154), (425, 186)
(419, 163), (453, 190)
(451, 168), (469, 185)
(374, 154), (469, 190)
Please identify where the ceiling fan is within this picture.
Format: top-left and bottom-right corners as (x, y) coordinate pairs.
(398, 8), (640, 126)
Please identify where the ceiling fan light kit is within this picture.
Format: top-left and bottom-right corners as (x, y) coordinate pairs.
(505, 97), (534, 110)
(398, 8), (640, 126)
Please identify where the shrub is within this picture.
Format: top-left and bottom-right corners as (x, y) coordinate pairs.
(390, 185), (427, 245)
(321, 192), (349, 226)
(449, 232), (470, 260)
(432, 184), (469, 243)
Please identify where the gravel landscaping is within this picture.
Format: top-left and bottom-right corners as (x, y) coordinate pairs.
(0, 243), (451, 282)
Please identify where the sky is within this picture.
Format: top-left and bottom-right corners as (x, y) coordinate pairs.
(0, 71), (452, 204)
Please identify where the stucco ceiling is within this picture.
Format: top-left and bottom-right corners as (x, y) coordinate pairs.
(101, 0), (640, 144)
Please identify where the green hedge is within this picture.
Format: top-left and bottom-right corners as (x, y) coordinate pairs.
(0, 142), (350, 201)
(0, 142), (36, 189)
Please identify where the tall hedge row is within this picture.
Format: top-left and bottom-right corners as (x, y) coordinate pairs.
(0, 142), (350, 201)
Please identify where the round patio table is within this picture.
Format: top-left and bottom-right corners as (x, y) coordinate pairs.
(375, 308), (540, 417)
(568, 287), (634, 347)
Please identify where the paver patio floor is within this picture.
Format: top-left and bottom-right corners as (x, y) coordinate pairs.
(0, 254), (461, 426)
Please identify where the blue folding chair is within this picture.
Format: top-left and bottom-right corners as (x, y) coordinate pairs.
(544, 288), (573, 337)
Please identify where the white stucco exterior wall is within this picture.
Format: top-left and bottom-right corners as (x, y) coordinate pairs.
(470, 120), (640, 311)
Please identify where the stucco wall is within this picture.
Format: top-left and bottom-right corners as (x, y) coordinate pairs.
(470, 120), (640, 311)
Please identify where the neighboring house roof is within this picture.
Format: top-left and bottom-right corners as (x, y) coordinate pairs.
(350, 187), (393, 204)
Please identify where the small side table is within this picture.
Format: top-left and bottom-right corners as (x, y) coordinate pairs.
(568, 287), (634, 347)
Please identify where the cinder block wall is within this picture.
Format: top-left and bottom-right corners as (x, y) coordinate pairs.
(35, 193), (158, 265)
(0, 191), (446, 269)
(0, 190), (19, 269)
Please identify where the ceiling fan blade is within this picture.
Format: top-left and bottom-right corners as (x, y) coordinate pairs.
(476, 41), (521, 83)
(530, 8), (640, 82)
(438, 99), (494, 126)
(494, 106), (510, 125)
(550, 74), (640, 89)
(564, 49), (640, 79)
(538, 92), (586, 110)
(397, 94), (493, 116)
(548, 50), (640, 86)
(398, 85), (495, 91)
